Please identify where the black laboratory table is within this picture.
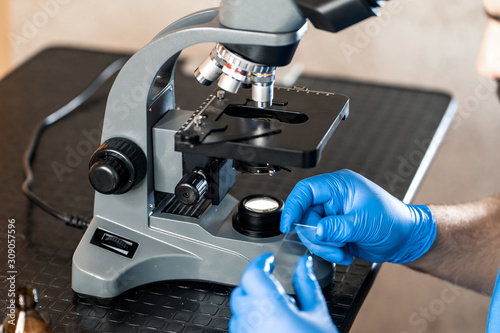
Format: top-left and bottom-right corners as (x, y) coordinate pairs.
(0, 48), (455, 332)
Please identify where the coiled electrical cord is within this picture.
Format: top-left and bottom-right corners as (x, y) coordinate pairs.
(21, 57), (128, 230)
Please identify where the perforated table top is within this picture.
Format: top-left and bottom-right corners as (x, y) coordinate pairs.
(0, 48), (455, 332)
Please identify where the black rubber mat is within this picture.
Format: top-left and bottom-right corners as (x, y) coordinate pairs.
(0, 48), (453, 332)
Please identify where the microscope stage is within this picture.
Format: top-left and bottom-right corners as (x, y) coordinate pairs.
(175, 87), (349, 168)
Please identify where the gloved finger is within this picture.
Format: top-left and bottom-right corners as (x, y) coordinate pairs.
(293, 255), (327, 312)
(316, 214), (358, 244)
(299, 206), (324, 227)
(487, 268), (500, 332)
(229, 316), (240, 333)
(229, 315), (251, 333)
(230, 286), (278, 320)
(314, 247), (354, 266)
(230, 286), (248, 317)
(295, 224), (346, 248)
(280, 187), (312, 233)
(281, 175), (346, 233)
(297, 230), (354, 265)
(240, 253), (287, 298)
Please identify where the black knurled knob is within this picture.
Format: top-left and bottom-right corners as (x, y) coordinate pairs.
(89, 138), (147, 195)
(175, 170), (208, 205)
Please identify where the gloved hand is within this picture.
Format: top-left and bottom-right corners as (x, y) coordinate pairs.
(229, 253), (338, 333)
(487, 268), (500, 332)
(280, 169), (436, 265)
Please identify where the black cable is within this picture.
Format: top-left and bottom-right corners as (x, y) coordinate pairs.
(21, 57), (129, 230)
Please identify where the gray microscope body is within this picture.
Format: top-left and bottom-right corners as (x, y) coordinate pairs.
(72, 0), (383, 298)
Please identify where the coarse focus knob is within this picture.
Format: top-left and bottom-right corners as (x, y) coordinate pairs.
(175, 170), (208, 205)
(89, 138), (147, 195)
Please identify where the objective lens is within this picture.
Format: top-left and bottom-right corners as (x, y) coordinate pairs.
(251, 71), (275, 108)
(194, 48), (225, 86)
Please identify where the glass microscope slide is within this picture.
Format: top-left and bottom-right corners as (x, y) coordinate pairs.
(293, 224), (346, 248)
(273, 227), (310, 284)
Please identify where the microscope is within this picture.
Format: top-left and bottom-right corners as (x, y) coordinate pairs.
(72, 0), (384, 298)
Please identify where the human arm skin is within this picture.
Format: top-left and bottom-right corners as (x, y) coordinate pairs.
(484, 0), (500, 18)
(406, 195), (500, 295)
(478, 0), (500, 78)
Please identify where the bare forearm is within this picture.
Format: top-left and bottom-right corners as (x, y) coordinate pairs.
(406, 194), (500, 295)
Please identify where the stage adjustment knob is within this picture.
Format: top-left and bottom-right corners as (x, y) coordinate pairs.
(175, 170), (208, 205)
(89, 138), (147, 195)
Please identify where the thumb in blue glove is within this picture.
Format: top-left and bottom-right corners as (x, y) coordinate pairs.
(281, 169), (436, 264)
(487, 267), (500, 332)
(229, 253), (338, 333)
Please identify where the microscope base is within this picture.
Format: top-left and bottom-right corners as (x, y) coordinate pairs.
(72, 195), (334, 298)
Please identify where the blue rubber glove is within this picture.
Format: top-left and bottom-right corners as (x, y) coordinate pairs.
(280, 169), (436, 265)
(229, 253), (338, 333)
(487, 268), (500, 332)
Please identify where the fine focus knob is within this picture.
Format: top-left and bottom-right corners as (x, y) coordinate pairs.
(175, 170), (208, 205)
(89, 138), (147, 195)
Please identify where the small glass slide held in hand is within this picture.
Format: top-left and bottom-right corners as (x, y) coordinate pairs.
(294, 224), (346, 248)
